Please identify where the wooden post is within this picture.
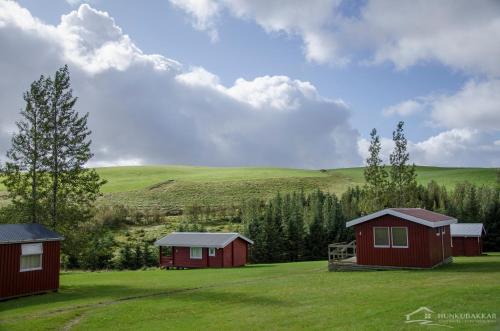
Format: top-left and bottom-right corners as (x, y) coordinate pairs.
(159, 246), (162, 268)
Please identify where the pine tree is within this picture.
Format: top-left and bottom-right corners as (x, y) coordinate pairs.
(363, 128), (388, 212)
(288, 192), (305, 261)
(119, 244), (133, 270)
(305, 190), (326, 259)
(389, 121), (417, 207)
(3, 76), (51, 223)
(44, 65), (105, 228)
(262, 201), (282, 262)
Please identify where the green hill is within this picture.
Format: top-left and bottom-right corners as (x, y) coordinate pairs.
(1, 165), (497, 212)
(95, 165), (496, 213)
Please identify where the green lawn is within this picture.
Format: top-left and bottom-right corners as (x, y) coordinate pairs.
(1, 254), (499, 330)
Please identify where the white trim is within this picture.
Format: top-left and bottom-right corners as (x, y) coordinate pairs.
(154, 232), (254, 248)
(0, 238), (62, 245)
(373, 227), (390, 248)
(391, 227), (409, 248)
(450, 223), (485, 237)
(208, 247), (216, 256)
(346, 209), (457, 228)
(189, 247), (202, 259)
(219, 233), (254, 248)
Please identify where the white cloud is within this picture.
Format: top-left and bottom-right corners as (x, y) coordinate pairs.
(383, 79), (500, 131)
(382, 99), (426, 117)
(170, 0), (500, 76)
(175, 66), (222, 89)
(0, 1), (361, 169)
(358, 129), (500, 167)
(169, 0), (221, 41)
(226, 76), (320, 110)
(356, 1), (500, 77)
(169, 0), (348, 65)
(411, 129), (500, 167)
(431, 79), (500, 131)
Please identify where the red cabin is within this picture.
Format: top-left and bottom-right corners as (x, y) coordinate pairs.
(0, 224), (63, 300)
(450, 223), (485, 256)
(339, 208), (457, 269)
(154, 232), (254, 269)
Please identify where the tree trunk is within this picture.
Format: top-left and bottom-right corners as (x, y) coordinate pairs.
(51, 108), (58, 228)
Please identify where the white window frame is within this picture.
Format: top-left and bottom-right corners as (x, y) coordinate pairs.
(373, 227), (390, 248)
(208, 247), (216, 257)
(190, 247), (202, 259)
(20, 243), (43, 272)
(391, 227), (409, 248)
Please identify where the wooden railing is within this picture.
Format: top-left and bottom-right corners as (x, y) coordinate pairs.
(328, 240), (356, 263)
(160, 255), (173, 267)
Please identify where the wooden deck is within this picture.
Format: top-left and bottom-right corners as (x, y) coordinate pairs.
(328, 241), (454, 271)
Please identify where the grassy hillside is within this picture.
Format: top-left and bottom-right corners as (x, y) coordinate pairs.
(0, 165), (497, 212)
(98, 165), (497, 213)
(96, 165), (497, 193)
(1, 254), (499, 330)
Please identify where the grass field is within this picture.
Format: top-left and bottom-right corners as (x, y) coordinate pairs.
(97, 165), (498, 213)
(1, 165), (496, 212)
(0, 254), (499, 330)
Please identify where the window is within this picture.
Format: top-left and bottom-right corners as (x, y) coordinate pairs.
(391, 227), (408, 248)
(190, 247), (202, 259)
(436, 228), (440, 236)
(208, 247), (216, 257)
(161, 246), (172, 256)
(373, 227), (390, 247)
(20, 243), (42, 272)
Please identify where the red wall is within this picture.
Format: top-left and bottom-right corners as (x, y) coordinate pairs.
(172, 247), (208, 268)
(232, 238), (248, 267)
(223, 242), (233, 267)
(428, 225), (452, 266)
(452, 237), (482, 256)
(0, 241), (60, 300)
(166, 238), (249, 268)
(208, 248), (223, 267)
(354, 215), (451, 268)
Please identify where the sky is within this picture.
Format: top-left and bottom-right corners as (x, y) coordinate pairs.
(0, 0), (499, 168)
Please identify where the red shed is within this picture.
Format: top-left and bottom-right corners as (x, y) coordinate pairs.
(154, 232), (253, 269)
(343, 208), (457, 269)
(0, 224), (63, 300)
(450, 223), (485, 256)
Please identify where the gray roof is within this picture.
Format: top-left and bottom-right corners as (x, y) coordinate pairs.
(0, 223), (63, 244)
(450, 223), (485, 237)
(347, 208), (457, 228)
(154, 232), (253, 248)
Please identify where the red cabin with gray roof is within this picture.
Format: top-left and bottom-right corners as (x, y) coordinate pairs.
(154, 232), (253, 268)
(0, 224), (63, 300)
(450, 223), (485, 256)
(346, 208), (457, 268)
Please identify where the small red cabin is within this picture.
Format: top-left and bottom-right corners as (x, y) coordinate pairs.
(450, 223), (485, 256)
(154, 232), (253, 269)
(346, 208), (457, 269)
(0, 224), (63, 300)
